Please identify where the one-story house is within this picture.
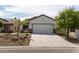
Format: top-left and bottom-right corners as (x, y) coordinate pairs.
(28, 14), (55, 34)
(0, 18), (13, 32)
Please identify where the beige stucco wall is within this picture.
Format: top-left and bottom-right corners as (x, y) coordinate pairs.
(12, 19), (23, 32)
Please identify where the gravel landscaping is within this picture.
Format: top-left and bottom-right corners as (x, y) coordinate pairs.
(0, 33), (31, 46)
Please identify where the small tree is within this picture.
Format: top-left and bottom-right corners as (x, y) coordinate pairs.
(22, 19), (29, 30)
(55, 7), (79, 39)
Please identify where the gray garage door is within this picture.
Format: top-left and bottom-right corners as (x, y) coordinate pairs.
(33, 24), (53, 34)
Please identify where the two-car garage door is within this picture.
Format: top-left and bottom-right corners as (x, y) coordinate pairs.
(33, 24), (53, 34)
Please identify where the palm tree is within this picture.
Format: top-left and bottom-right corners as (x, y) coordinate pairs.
(55, 7), (79, 39)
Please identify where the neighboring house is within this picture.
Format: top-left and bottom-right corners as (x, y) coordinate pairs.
(29, 14), (55, 34)
(0, 18), (13, 32)
(0, 18), (22, 33)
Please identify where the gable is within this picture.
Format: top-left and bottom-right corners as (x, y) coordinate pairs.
(29, 15), (55, 24)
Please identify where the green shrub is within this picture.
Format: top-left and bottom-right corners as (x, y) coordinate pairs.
(0, 21), (3, 27)
(56, 28), (66, 36)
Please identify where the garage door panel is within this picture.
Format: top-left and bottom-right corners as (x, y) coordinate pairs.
(33, 24), (53, 34)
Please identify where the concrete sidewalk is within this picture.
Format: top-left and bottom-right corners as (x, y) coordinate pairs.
(0, 46), (78, 53)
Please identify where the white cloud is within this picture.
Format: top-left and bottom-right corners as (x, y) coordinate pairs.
(1, 5), (73, 19)
(5, 5), (71, 16)
(0, 11), (10, 17)
(5, 6), (25, 13)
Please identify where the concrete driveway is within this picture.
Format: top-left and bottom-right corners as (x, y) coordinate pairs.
(30, 34), (78, 47)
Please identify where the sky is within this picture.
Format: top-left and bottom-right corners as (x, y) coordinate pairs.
(0, 5), (79, 20)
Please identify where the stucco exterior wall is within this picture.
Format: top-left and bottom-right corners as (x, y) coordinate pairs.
(75, 29), (79, 40)
(29, 16), (55, 29)
(30, 16), (54, 24)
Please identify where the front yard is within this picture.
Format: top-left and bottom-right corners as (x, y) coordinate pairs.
(0, 33), (31, 46)
(59, 32), (79, 46)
